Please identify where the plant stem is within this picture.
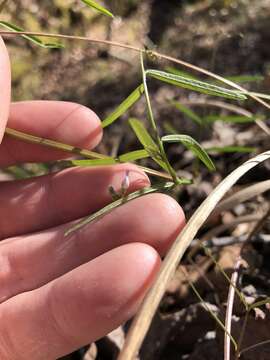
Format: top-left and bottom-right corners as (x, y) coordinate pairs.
(65, 181), (175, 236)
(140, 53), (179, 183)
(5, 127), (175, 181)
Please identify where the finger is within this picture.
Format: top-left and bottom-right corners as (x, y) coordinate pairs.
(0, 37), (11, 142)
(0, 194), (184, 302)
(0, 243), (160, 360)
(0, 163), (149, 239)
(0, 101), (102, 167)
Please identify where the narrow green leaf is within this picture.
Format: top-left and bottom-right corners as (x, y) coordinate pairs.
(129, 118), (157, 150)
(129, 118), (168, 171)
(0, 21), (64, 48)
(146, 69), (247, 101)
(102, 84), (144, 128)
(165, 67), (199, 80)
(67, 158), (116, 166)
(206, 146), (256, 154)
(65, 181), (175, 236)
(171, 100), (203, 125)
(163, 121), (178, 134)
(224, 74), (264, 84)
(81, 0), (114, 18)
(204, 114), (256, 123)
(162, 134), (216, 171)
(118, 149), (149, 162)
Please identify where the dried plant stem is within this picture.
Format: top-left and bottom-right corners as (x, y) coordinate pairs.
(0, 30), (142, 52)
(213, 180), (270, 216)
(5, 127), (106, 159)
(188, 213), (261, 261)
(117, 150), (270, 360)
(224, 258), (242, 360)
(180, 99), (254, 117)
(243, 205), (270, 245)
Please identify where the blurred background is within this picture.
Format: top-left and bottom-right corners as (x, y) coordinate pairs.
(1, 1), (270, 359)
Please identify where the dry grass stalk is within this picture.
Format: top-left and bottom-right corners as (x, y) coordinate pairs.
(117, 150), (270, 360)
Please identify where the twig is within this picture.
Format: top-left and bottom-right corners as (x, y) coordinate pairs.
(202, 214), (262, 242)
(198, 234), (270, 248)
(243, 205), (270, 246)
(212, 180), (270, 216)
(188, 214), (261, 261)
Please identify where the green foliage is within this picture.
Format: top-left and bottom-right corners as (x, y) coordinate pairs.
(204, 114), (257, 123)
(102, 84), (144, 128)
(0, 21), (64, 48)
(146, 69), (247, 100)
(162, 134), (216, 171)
(118, 149), (149, 162)
(171, 101), (203, 126)
(81, 0), (114, 17)
(129, 118), (168, 171)
(68, 158), (116, 166)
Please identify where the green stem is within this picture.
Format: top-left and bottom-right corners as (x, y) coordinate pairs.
(65, 181), (175, 236)
(4, 127), (174, 181)
(140, 53), (179, 184)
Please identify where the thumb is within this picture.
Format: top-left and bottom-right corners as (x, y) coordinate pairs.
(0, 36), (11, 142)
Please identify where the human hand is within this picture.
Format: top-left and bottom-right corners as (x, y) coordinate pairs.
(0, 37), (185, 359)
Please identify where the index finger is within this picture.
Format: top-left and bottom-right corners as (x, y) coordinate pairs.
(0, 37), (11, 142)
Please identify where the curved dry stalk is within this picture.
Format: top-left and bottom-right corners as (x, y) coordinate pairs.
(0, 30), (142, 52)
(180, 98), (254, 117)
(213, 180), (270, 216)
(187, 214), (261, 264)
(117, 150), (270, 360)
(201, 214), (262, 242)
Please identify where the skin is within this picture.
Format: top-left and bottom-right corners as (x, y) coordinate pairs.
(0, 37), (186, 359)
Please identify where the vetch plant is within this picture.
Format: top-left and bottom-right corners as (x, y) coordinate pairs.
(1, 2), (270, 358)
